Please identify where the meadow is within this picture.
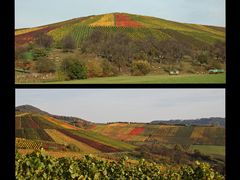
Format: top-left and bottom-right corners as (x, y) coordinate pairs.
(44, 73), (226, 84)
(190, 145), (225, 157)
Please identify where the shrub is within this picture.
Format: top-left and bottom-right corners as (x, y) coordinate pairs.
(66, 144), (80, 152)
(21, 51), (34, 61)
(131, 60), (151, 76)
(35, 58), (56, 73)
(62, 35), (76, 52)
(31, 48), (48, 60)
(35, 33), (53, 48)
(61, 57), (87, 80)
(86, 60), (103, 78)
(101, 60), (119, 77)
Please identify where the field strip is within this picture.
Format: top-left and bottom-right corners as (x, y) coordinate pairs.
(16, 113), (29, 117)
(44, 129), (100, 153)
(90, 14), (115, 27)
(42, 116), (80, 130)
(58, 129), (121, 153)
(16, 138), (42, 150)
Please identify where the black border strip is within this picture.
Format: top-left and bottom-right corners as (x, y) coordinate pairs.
(3, 0), (240, 179)
(15, 84), (226, 88)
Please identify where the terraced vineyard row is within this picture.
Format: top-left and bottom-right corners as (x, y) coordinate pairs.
(20, 115), (39, 128)
(49, 25), (171, 47)
(90, 14), (115, 27)
(16, 138), (42, 149)
(58, 129), (121, 153)
(17, 149), (85, 159)
(16, 138), (67, 151)
(115, 13), (142, 27)
(45, 129), (99, 153)
(16, 114), (58, 129)
(69, 129), (136, 151)
(15, 128), (54, 142)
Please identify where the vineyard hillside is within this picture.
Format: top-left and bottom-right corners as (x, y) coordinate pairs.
(15, 105), (225, 176)
(15, 12), (225, 47)
(15, 113), (136, 154)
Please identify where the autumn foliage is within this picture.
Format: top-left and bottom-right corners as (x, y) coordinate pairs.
(115, 14), (142, 27)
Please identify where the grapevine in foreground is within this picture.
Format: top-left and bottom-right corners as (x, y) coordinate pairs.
(16, 149), (224, 180)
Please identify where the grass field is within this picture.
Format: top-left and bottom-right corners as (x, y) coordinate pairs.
(42, 73), (225, 84)
(190, 145), (225, 156)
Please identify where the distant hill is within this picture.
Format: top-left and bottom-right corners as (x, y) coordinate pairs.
(150, 117), (225, 127)
(16, 105), (92, 127)
(16, 104), (50, 115)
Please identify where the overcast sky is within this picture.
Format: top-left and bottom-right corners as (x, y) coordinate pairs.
(15, 0), (225, 28)
(16, 89), (225, 123)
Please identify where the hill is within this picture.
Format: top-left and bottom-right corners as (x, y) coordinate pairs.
(15, 12), (225, 46)
(15, 112), (136, 153)
(16, 105), (92, 128)
(151, 117), (225, 127)
(90, 122), (225, 146)
(16, 104), (50, 115)
(15, 12), (225, 83)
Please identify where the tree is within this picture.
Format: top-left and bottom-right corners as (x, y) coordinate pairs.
(62, 35), (76, 52)
(105, 32), (133, 72)
(163, 40), (184, 64)
(212, 41), (226, 62)
(35, 32), (53, 48)
(197, 53), (209, 64)
(61, 57), (87, 80)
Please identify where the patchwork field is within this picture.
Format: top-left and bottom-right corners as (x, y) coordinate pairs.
(15, 13), (225, 47)
(91, 123), (225, 146)
(15, 106), (225, 177)
(15, 113), (136, 154)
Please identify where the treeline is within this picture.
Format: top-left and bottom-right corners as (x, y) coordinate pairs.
(81, 30), (225, 72)
(15, 30), (225, 80)
(151, 117), (225, 127)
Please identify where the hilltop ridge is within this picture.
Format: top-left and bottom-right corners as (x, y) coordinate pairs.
(16, 105), (92, 126)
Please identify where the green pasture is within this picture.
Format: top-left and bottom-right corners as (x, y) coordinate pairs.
(190, 145), (225, 157)
(42, 73), (225, 84)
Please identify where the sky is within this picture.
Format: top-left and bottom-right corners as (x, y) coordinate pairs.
(15, 0), (225, 29)
(16, 89), (225, 123)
